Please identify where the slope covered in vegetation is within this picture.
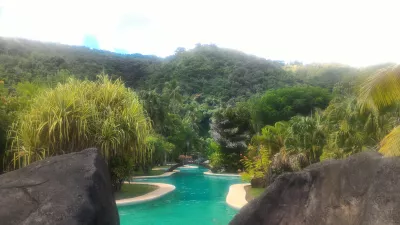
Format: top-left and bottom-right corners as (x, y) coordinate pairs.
(0, 38), (301, 103)
(1, 37), (397, 190)
(143, 45), (299, 103)
(0, 37), (160, 87)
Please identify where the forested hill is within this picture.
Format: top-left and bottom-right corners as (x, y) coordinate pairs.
(142, 45), (299, 102)
(0, 38), (304, 102)
(0, 37), (161, 87)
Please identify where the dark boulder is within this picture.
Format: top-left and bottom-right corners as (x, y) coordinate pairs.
(0, 148), (119, 225)
(230, 151), (400, 225)
(250, 177), (266, 188)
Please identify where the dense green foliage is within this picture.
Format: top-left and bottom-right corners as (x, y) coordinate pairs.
(249, 86), (331, 131)
(0, 37), (160, 86)
(209, 104), (252, 172)
(241, 86), (399, 183)
(144, 44), (298, 103)
(241, 145), (271, 182)
(1, 37), (399, 192)
(139, 81), (209, 166)
(6, 76), (153, 190)
(0, 38), (300, 103)
(284, 63), (358, 90)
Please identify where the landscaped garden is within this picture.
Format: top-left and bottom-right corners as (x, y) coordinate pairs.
(1, 39), (400, 224)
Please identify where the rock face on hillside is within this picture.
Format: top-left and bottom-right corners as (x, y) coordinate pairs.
(230, 151), (400, 225)
(0, 148), (119, 225)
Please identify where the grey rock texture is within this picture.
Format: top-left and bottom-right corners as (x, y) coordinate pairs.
(230, 151), (400, 225)
(0, 148), (119, 225)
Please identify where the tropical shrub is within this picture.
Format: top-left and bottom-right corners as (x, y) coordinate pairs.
(209, 141), (224, 172)
(241, 144), (271, 182)
(6, 75), (153, 190)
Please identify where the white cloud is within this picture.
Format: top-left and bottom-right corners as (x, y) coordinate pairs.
(0, 0), (399, 66)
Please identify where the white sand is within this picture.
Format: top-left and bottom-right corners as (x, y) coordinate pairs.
(203, 170), (241, 177)
(132, 171), (177, 179)
(226, 183), (250, 209)
(116, 182), (176, 206)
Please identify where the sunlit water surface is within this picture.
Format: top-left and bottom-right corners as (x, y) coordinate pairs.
(118, 167), (242, 225)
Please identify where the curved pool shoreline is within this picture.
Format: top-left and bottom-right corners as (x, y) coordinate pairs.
(132, 171), (178, 179)
(226, 183), (250, 209)
(116, 182), (176, 206)
(203, 170), (241, 177)
(118, 168), (243, 224)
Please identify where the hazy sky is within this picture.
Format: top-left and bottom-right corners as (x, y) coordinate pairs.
(0, 0), (399, 67)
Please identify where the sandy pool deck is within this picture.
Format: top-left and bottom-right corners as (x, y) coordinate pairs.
(116, 182), (176, 206)
(226, 183), (250, 210)
(132, 171), (178, 179)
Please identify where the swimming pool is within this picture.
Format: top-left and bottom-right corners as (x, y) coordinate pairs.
(118, 167), (242, 225)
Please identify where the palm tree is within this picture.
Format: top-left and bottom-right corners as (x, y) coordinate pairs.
(288, 111), (325, 163)
(260, 121), (289, 155)
(259, 122), (308, 173)
(359, 65), (400, 156)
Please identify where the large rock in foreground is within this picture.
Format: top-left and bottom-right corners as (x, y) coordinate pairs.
(230, 151), (400, 225)
(0, 148), (119, 225)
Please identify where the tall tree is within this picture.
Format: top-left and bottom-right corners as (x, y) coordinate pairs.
(210, 104), (252, 172)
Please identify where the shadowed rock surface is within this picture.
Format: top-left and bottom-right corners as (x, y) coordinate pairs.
(230, 151), (400, 225)
(250, 177), (266, 188)
(0, 148), (119, 225)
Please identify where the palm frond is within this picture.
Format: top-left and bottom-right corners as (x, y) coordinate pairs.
(359, 65), (400, 111)
(379, 125), (400, 156)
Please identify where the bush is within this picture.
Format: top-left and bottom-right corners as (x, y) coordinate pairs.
(6, 75), (153, 190)
(209, 149), (224, 173)
(241, 145), (271, 183)
(109, 155), (134, 191)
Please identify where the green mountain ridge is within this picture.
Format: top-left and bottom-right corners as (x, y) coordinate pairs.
(0, 37), (300, 103)
(0, 37), (388, 103)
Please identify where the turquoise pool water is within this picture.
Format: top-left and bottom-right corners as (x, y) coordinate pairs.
(118, 167), (242, 225)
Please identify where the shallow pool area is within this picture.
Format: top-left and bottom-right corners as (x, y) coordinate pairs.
(118, 167), (242, 225)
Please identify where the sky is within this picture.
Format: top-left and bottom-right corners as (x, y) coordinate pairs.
(0, 0), (399, 67)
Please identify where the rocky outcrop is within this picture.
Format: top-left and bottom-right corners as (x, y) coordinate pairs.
(230, 151), (400, 225)
(0, 148), (119, 225)
(250, 177), (266, 188)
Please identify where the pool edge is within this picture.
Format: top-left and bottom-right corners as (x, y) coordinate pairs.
(226, 183), (250, 210)
(203, 171), (241, 177)
(116, 182), (176, 206)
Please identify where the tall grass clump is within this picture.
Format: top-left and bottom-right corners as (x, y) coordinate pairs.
(6, 75), (153, 190)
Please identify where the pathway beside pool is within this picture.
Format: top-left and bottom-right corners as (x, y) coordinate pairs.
(152, 168), (167, 171)
(116, 182), (176, 206)
(203, 171), (241, 177)
(226, 183), (250, 209)
(182, 165), (198, 168)
(132, 171), (178, 179)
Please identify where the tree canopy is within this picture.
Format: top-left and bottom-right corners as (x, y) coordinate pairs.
(1, 36), (399, 190)
(249, 86), (332, 131)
